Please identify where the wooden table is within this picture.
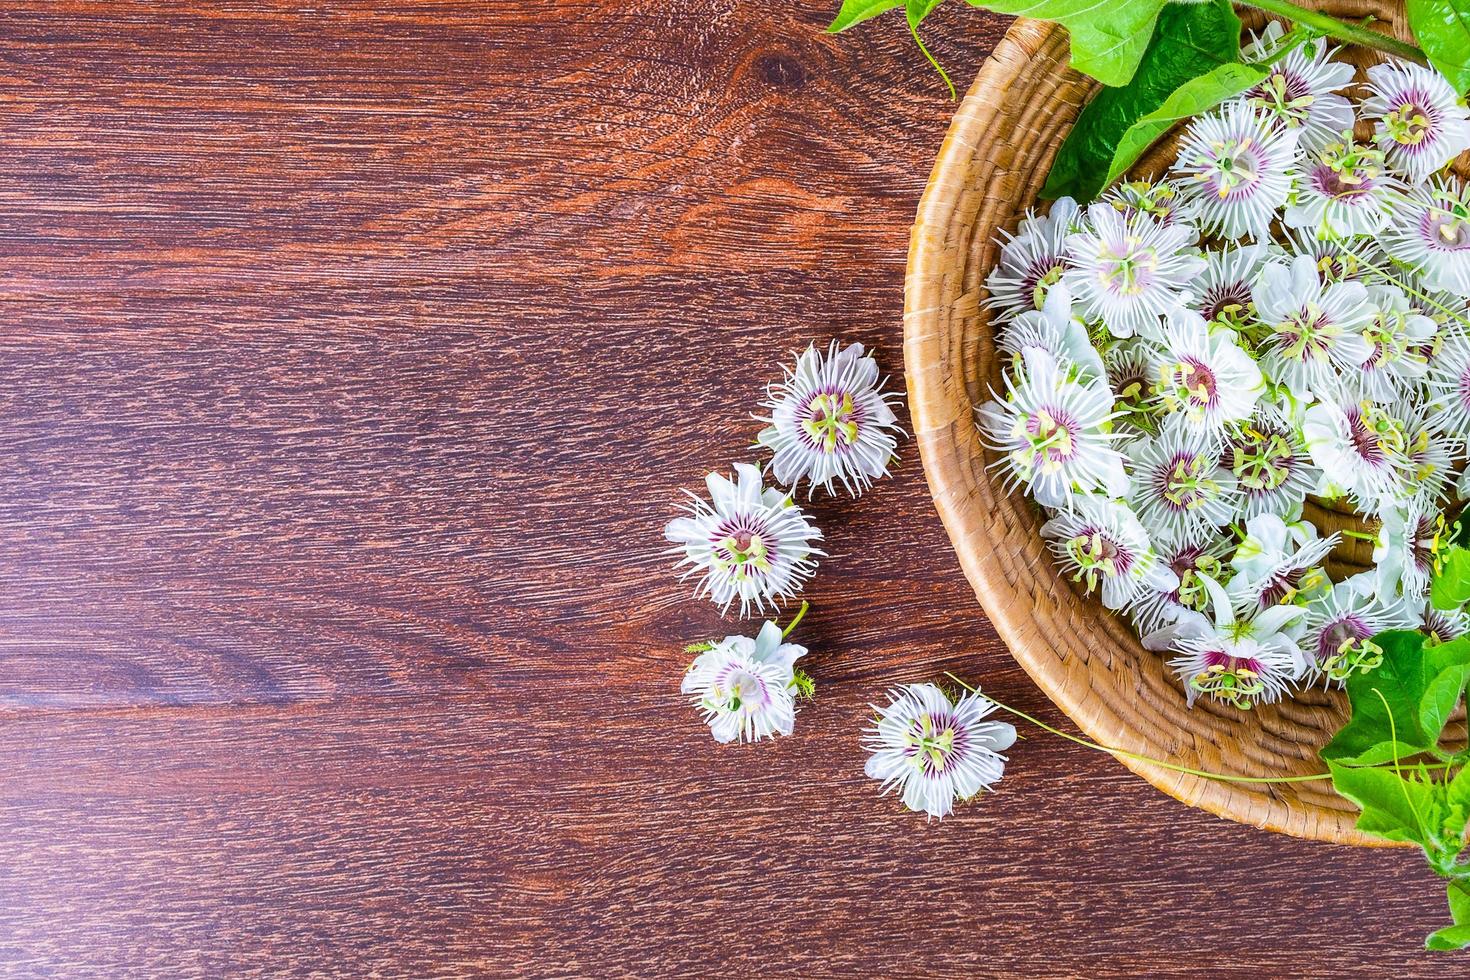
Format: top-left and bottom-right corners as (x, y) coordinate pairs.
(0, 1), (1452, 975)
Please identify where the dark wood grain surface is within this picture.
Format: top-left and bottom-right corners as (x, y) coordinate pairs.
(0, 1), (1455, 976)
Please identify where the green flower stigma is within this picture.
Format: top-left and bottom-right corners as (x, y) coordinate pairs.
(1383, 101), (1431, 147)
(1190, 663), (1265, 710)
(802, 392), (860, 454)
(907, 713), (956, 774)
(1320, 636), (1384, 682)
(1231, 426), (1294, 493)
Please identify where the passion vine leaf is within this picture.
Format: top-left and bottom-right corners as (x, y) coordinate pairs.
(964, 0), (1166, 87)
(1407, 0), (1470, 97)
(1322, 632), (1470, 767)
(1041, 0), (1242, 201)
(828, 0), (906, 32)
(1328, 760), (1446, 848)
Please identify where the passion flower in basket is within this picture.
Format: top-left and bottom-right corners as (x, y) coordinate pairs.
(978, 53), (1470, 713)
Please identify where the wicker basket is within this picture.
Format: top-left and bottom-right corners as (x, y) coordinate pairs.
(904, 3), (1467, 844)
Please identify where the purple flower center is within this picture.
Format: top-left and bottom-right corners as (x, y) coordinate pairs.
(1317, 615), (1370, 663)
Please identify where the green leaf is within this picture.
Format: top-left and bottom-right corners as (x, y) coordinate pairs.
(1329, 761), (1444, 847)
(1433, 545), (1470, 611)
(1323, 633), (1470, 767)
(964, 0), (1166, 87)
(1041, 0), (1242, 201)
(1407, 0), (1470, 97)
(1103, 61), (1267, 188)
(828, 0), (907, 32)
(1426, 876), (1470, 949)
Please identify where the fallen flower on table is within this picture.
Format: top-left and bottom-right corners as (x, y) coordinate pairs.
(681, 603), (815, 744)
(862, 683), (1016, 819)
(665, 462), (823, 616)
(757, 339), (903, 499)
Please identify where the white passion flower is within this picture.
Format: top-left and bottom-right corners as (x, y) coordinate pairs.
(1163, 576), (1307, 709)
(665, 463), (823, 616)
(1373, 502), (1443, 598)
(1353, 284), (1437, 403)
(1253, 254), (1373, 400)
(864, 683), (1016, 819)
(977, 348), (1130, 509)
(986, 197), (1080, 320)
(682, 621), (806, 743)
(1227, 513), (1335, 611)
(1242, 22), (1355, 153)
(1302, 399), (1417, 512)
(1284, 137), (1405, 239)
(1040, 493), (1177, 610)
(757, 340), (902, 499)
(1384, 178), (1470, 298)
(1197, 243), (1277, 330)
(1062, 203), (1205, 339)
(1225, 403), (1321, 521)
(1361, 62), (1470, 185)
(996, 283), (1105, 382)
(1127, 413), (1241, 549)
(1152, 309), (1263, 433)
(1174, 100), (1300, 241)
(1301, 573), (1418, 683)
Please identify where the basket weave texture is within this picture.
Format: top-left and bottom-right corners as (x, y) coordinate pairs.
(903, 3), (1467, 844)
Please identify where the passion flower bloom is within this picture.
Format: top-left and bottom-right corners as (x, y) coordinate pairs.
(1062, 203), (1205, 339)
(1127, 414), (1241, 549)
(1040, 493), (1177, 610)
(682, 621), (807, 743)
(1196, 244), (1277, 330)
(1284, 137), (1404, 239)
(1302, 399), (1416, 512)
(1384, 178), (1470, 298)
(1225, 404), (1321, 521)
(665, 463), (823, 615)
(996, 283), (1105, 382)
(1152, 308), (1262, 433)
(1361, 62), (1470, 185)
(1242, 22), (1355, 153)
(1163, 576), (1307, 709)
(1253, 254), (1373, 400)
(977, 348), (1130, 509)
(757, 340), (902, 499)
(1301, 574), (1417, 684)
(1227, 513), (1335, 611)
(864, 683), (1017, 819)
(1173, 100), (1300, 241)
(986, 197), (1080, 320)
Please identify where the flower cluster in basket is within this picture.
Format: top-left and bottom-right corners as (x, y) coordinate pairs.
(979, 40), (1470, 712)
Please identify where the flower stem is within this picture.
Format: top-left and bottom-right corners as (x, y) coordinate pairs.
(946, 673), (1331, 784)
(1241, 0), (1427, 65)
(782, 600), (810, 639)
